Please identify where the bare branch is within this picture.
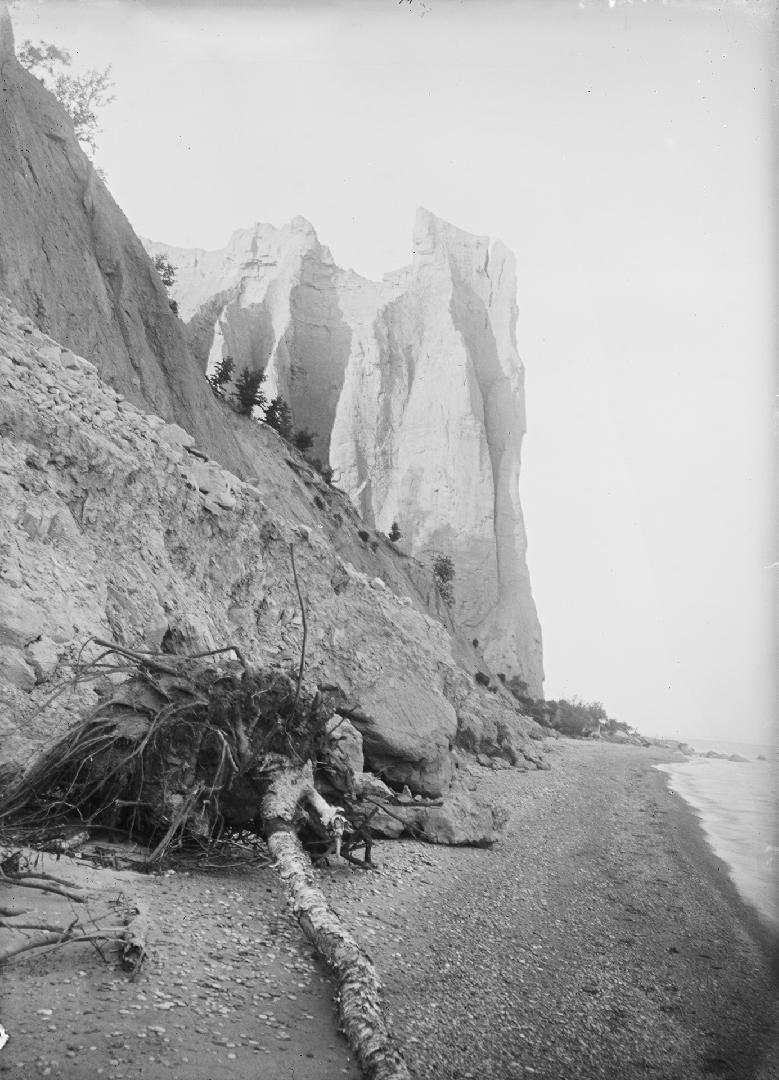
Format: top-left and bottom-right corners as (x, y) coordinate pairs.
(289, 544), (308, 718)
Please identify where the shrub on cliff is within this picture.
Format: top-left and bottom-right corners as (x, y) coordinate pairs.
(389, 522), (402, 543)
(152, 253), (179, 315)
(207, 356), (235, 398)
(264, 396), (294, 439)
(233, 366), (267, 417)
(263, 396), (316, 457)
(432, 553), (455, 607)
(293, 428), (315, 452)
(152, 253), (177, 289)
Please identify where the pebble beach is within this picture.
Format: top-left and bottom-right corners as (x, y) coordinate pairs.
(1, 740), (777, 1079)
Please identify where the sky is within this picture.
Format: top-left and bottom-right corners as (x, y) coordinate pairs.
(10, 0), (776, 744)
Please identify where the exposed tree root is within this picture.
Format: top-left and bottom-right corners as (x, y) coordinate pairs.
(0, 621), (427, 1075)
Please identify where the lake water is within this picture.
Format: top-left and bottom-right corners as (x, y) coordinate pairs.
(655, 739), (778, 931)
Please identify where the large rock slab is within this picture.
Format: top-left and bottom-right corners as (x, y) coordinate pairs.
(350, 680), (457, 799)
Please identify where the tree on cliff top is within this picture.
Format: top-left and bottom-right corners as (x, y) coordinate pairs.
(17, 39), (115, 157)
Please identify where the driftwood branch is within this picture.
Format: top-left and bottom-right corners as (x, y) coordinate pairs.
(0, 871), (88, 903)
(42, 830), (91, 854)
(263, 764), (410, 1080)
(120, 901), (149, 973)
(90, 639), (247, 674)
(0, 899), (147, 970)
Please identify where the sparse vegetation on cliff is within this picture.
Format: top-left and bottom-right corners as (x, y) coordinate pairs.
(504, 677), (638, 741)
(206, 354), (235, 397)
(264, 395), (293, 438)
(152, 253), (179, 315)
(232, 365), (267, 417)
(292, 427), (315, 452)
(210, 376), (320, 462)
(432, 553), (455, 607)
(17, 39), (115, 157)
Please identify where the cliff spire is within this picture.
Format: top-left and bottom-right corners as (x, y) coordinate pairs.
(145, 211), (544, 694)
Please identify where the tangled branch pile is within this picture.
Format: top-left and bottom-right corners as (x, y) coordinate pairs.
(0, 640), (346, 861)
(0, 636), (417, 1077)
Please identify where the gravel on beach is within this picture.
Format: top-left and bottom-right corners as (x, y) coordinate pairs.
(1, 740), (776, 1080)
(321, 740), (779, 1080)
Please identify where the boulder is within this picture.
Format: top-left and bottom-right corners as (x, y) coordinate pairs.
(0, 582), (44, 648)
(324, 716), (364, 778)
(369, 786), (507, 847)
(454, 688), (545, 768)
(24, 636), (60, 683)
(0, 645), (36, 691)
(349, 680), (457, 798)
(415, 788), (508, 846)
(159, 423), (195, 451)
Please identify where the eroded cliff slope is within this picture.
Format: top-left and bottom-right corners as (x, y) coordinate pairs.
(147, 212), (544, 694)
(0, 7), (277, 485)
(0, 7), (546, 836)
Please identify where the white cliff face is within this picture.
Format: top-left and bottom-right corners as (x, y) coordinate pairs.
(144, 210), (544, 694)
(144, 220), (353, 464)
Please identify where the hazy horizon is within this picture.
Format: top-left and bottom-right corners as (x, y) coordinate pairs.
(10, 0), (776, 745)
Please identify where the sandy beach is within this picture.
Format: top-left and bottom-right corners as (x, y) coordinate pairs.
(1, 740), (777, 1079)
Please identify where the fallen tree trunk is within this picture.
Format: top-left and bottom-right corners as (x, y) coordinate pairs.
(263, 764), (411, 1080)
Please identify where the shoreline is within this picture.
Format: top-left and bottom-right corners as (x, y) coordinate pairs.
(320, 739), (779, 1078)
(1, 740), (777, 1079)
(651, 759), (779, 970)
(654, 756), (778, 938)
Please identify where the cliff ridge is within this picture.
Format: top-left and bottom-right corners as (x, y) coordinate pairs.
(148, 209), (544, 693)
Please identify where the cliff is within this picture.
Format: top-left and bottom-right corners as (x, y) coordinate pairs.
(0, 298), (546, 821)
(0, 9), (546, 836)
(0, 9), (271, 485)
(146, 211), (544, 694)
